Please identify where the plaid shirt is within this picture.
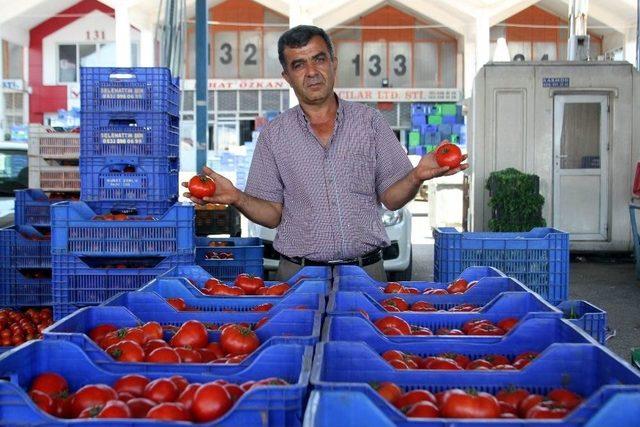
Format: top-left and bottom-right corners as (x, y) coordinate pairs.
(245, 97), (413, 261)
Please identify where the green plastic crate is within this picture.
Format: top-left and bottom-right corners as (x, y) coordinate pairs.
(428, 115), (442, 125)
(408, 131), (421, 147)
(440, 103), (457, 116)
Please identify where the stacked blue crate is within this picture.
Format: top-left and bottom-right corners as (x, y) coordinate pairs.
(48, 67), (194, 319)
(409, 103), (466, 154)
(79, 67), (180, 216)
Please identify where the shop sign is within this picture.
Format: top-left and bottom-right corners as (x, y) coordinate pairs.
(2, 79), (24, 91)
(182, 79), (288, 91)
(335, 88), (462, 102)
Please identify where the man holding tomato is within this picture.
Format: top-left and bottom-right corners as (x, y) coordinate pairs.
(184, 25), (467, 281)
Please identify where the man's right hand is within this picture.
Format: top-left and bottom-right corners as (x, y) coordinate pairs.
(182, 166), (241, 206)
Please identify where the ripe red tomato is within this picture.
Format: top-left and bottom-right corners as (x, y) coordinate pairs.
(373, 316), (411, 335)
(394, 390), (436, 410)
(514, 351), (539, 364)
(166, 298), (187, 311)
(143, 339), (169, 354)
(424, 357), (463, 370)
(29, 390), (56, 415)
(170, 320), (209, 349)
(411, 327), (434, 336)
(220, 325), (260, 356)
(496, 317), (519, 332)
(205, 342), (225, 359)
(188, 175), (216, 199)
(145, 346), (181, 363)
(70, 384), (118, 418)
(526, 401), (570, 419)
(547, 388), (582, 409)
(496, 388), (530, 409)
(223, 384), (244, 402)
(381, 297), (409, 311)
(126, 397), (155, 418)
(205, 283), (246, 296)
(106, 340), (145, 362)
(381, 350), (405, 362)
(264, 283), (291, 296)
(410, 301), (436, 312)
(146, 402), (191, 421)
(484, 354), (510, 367)
(177, 383), (201, 411)
(373, 382), (402, 405)
(97, 400), (131, 418)
(143, 378), (179, 403)
(406, 400), (440, 418)
(440, 389), (501, 418)
(422, 288), (448, 295)
(467, 323), (506, 336)
(434, 142), (463, 168)
(30, 372), (69, 397)
(389, 359), (410, 369)
(466, 359), (494, 370)
(384, 282), (404, 293)
(169, 375), (189, 394)
(118, 392), (136, 402)
(141, 322), (163, 342)
(191, 383), (232, 422)
(439, 353), (471, 369)
(446, 278), (468, 294)
(122, 328), (146, 346)
(175, 347), (203, 363)
(251, 303), (273, 312)
(114, 374), (150, 397)
(88, 324), (118, 343)
(234, 274), (264, 295)
(518, 394), (545, 417)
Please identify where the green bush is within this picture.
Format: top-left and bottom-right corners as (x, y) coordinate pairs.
(486, 168), (546, 232)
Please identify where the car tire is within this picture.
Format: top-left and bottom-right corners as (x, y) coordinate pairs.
(388, 250), (412, 281)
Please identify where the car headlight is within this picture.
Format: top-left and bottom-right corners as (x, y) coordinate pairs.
(381, 209), (403, 227)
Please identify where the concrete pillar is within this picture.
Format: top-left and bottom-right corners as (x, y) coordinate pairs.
(625, 25), (637, 67)
(115, 2), (132, 67)
(287, 1), (314, 107)
(463, 15), (491, 98)
(140, 29), (155, 67)
(475, 14), (491, 70)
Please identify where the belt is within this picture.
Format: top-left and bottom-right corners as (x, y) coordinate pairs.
(280, 248), (383, 267)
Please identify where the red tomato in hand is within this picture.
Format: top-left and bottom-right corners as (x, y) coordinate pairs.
(188, 175), (216, 199)
(374, 316), (411, 335)
(234, 274), (264, 295)
(170, 320), (209, 349)
(220, 325), (260, 356)
(435, 142), (463, 168)
(191, 383), (232, 422)
(441, 389), (501, 418)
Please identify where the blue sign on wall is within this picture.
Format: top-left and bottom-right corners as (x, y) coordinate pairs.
(542, 77), (570, 88)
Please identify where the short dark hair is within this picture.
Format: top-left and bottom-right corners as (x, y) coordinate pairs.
(278, 25), (334, 70)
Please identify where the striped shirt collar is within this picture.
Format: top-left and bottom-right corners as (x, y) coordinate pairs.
(294, 93), (344, 130)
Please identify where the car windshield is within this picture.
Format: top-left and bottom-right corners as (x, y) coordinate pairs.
(0, 149), (28, 196)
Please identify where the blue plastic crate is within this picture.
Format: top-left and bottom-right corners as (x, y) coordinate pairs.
(433, 227), (570, 304)
(80, 111), (179, 158)
(0, 267), (52, 307)
(0, 339), (311, 426)
(334, 265), (509, 292)
(438, 123), (452, 135)
(323, 312), (570, 344)
(86, 198), (178, 216)
(79, 156), (179, 202)
(321, 317), (597, 369)
(45, 305), (321, 357)
(14, 189), (52, 227)
(0, 225), (51, 269)
(135, 277), (325, 313)
(327, 290), (560, 316)
(557, 300), (608, 345)
(52, 253), (193, 320)
(304, 386), (640, 427)
(308, 342), (640, 426)
(585, 391), (640, 427)
(411, 103), (431, 116)
(51, 201), (194, 256)
(162, 265), (331, 298)
(411, 114), (426, 128)
(80, 67), (180, 115)
(195, 237), (264, 280)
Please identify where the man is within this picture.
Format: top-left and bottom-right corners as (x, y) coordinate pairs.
(184, 25), (467, 281)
